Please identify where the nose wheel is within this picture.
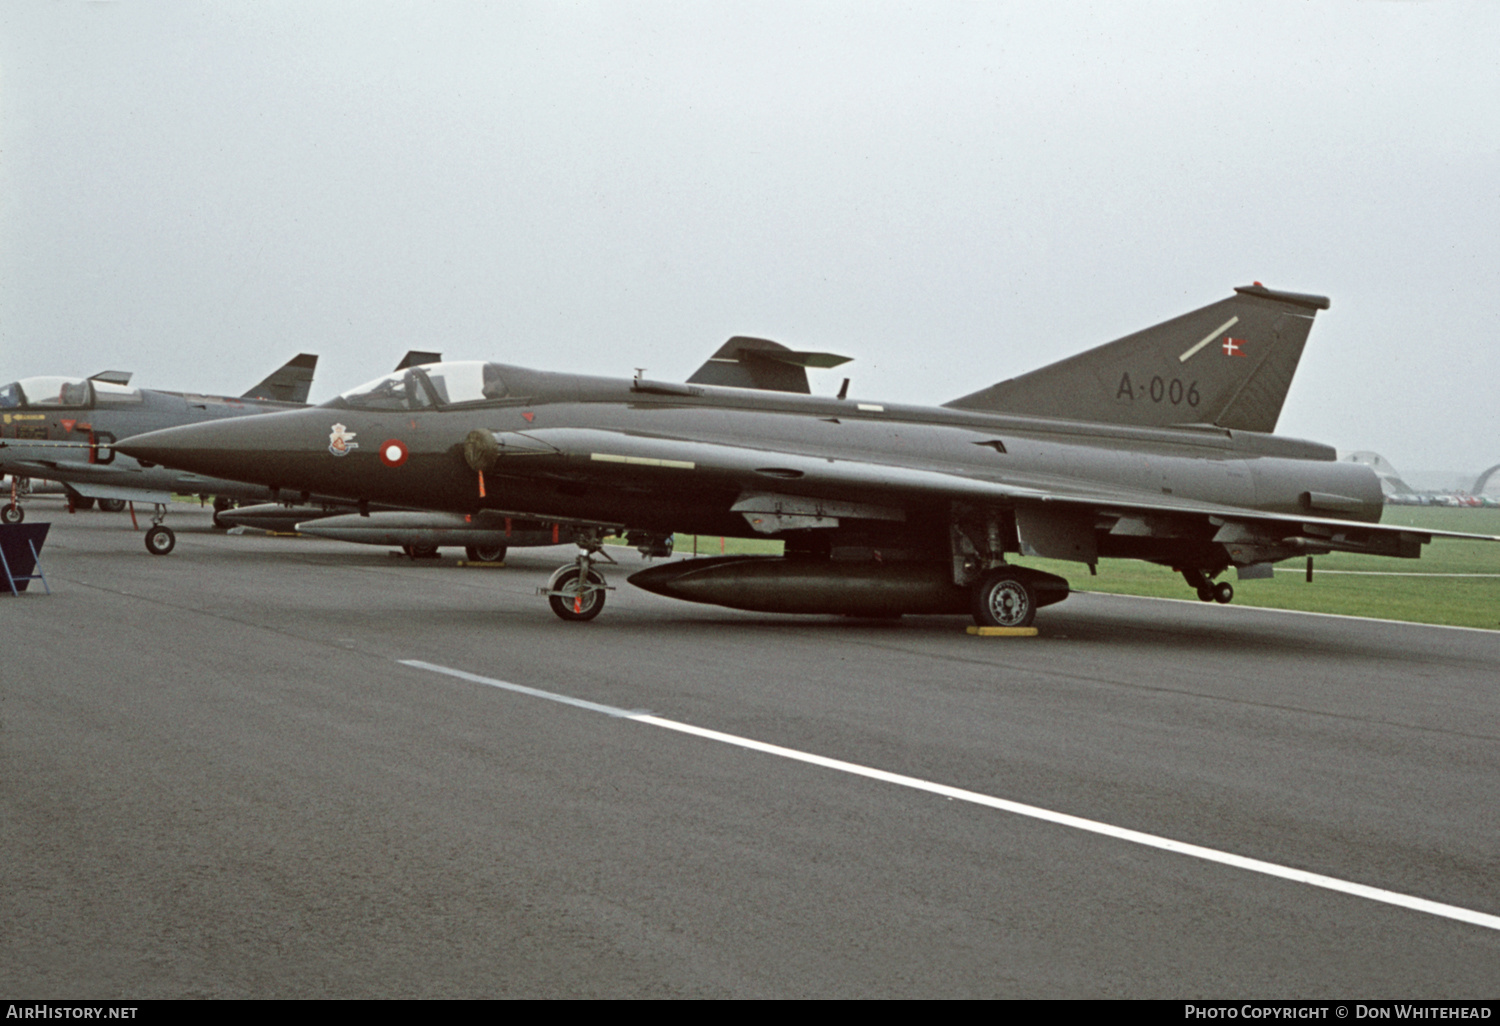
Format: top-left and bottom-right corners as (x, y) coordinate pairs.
(2, 476), (22, 523)
(143, 504), (176, 555)
(540, 531), (615, 622)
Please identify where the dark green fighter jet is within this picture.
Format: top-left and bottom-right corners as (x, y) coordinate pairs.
(0, 355), (318, 552)
(116, 285), (1499, 625)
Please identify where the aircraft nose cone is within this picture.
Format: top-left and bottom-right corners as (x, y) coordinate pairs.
(116, 408), (330, 486)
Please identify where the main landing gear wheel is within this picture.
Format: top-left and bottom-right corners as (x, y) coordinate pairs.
(98, 498), (127, 513)
(971, 568), (1037, 628)
(145, 525), (176, 555)
(403, 543), (440, 560)
(1, 503), (23, 525)
(547, 565), (607, 621)
(1212, 581), (1234, 604)
(465, 544), (507, 563)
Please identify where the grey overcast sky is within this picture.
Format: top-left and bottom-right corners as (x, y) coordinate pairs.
(3, 1), (1497, 476)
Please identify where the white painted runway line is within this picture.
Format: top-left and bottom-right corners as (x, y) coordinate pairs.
(1083, 590), (1500, 633)
(401, 658), (1500, 934)
(1271, 569), (1500, 578)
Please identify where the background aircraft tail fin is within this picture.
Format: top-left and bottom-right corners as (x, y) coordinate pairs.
(943, 285), (1330, 432)
(687, 337), (852, 394)
(393, 350), (442, 371)
(242, 353), (318, 403)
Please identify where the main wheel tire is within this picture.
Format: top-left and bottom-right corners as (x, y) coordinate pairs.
(71, 495), (96, 511)
(971, 568), (1037, 628)
(144, 525), (176, 555)
(1, 503), (22, 524)
(1213, 581), (1234, 604)
(465, 544), (507, 563)
(98, 498), (127, 513)
(548, 566), (606, 622)
(1196, 585), (1215, 602)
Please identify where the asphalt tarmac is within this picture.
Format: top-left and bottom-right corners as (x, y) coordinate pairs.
(4, 500), (1498, 998)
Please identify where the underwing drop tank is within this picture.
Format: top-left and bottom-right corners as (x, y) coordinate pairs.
(295, 511), (563, 551)
(628, 557), (1069, 617)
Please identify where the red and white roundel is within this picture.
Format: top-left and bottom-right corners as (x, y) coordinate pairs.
(379, 439), (409, 468)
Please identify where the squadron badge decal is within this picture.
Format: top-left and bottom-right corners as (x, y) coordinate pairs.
(329, 423), (359, 456)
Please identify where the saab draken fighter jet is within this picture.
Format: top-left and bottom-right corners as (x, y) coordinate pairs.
(0, 356), (319, 551)
(0, 351), (453, 554)
(117, 285), (1499, 625)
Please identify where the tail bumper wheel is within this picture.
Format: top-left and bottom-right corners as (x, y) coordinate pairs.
(971, 568), (1038, 628)
(547, 565), (607, 622)
(145, 525), (176, 556)
(1, 503), (22, 525)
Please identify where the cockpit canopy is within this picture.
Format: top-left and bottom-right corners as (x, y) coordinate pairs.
(332, 361), (510, 411)
(0, 376), (142, 409)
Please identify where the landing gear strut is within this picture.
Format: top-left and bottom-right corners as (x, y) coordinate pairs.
(3, 476), (24, 523)
(144, 504), (176, 555)
(1181, 568), (1233, 604)
(951, 506), (1065, 628)
(540, 530), (615, 622)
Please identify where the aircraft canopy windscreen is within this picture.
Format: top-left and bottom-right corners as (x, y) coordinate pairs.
(5, 376), (91, 408)
(0, 377), (144, 408)
(336, 362), (508, 410)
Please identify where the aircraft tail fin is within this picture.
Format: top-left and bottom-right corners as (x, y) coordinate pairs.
(242, 353), (318, 403)
(687, 337), (851, 394)
(943, 285), (1330, 432)
(393, 350), (442, 371)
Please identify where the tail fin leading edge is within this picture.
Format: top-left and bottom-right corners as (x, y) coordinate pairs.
(944, 285), (1330, 432)
(242, 353), (318, 404)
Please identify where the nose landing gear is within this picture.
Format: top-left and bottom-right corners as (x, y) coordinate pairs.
(3, 476), (24, 523)
(144, 504), (176, 555)
(540, 530), (616, 622)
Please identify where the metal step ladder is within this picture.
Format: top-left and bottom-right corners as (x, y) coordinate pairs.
(0, 523), (51, 596)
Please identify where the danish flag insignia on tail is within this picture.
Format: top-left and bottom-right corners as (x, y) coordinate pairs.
(1222, 337), (1247, 357)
